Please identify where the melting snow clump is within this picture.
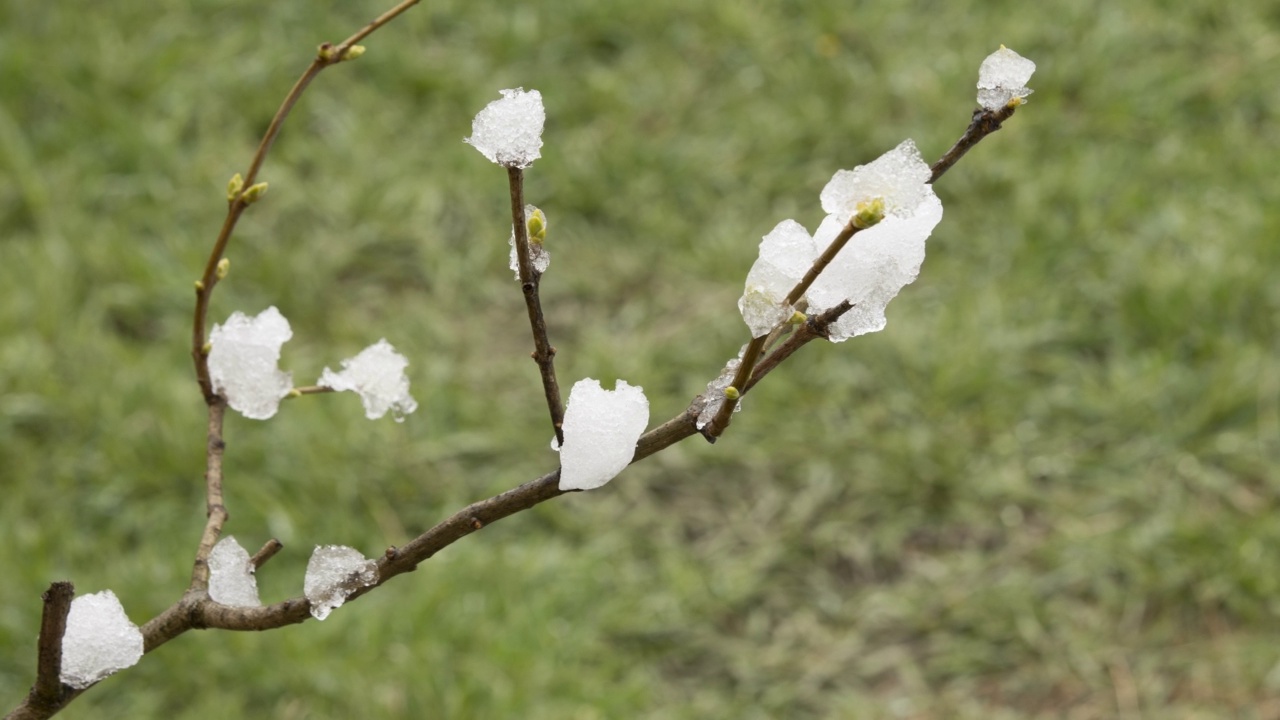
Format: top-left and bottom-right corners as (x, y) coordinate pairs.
(556, 378), (650, 491)
(318, 339), (418, 422)
(977, 46), (1036, 110)
(738, 219), (817, 337)
(802, 140), (943, 341)
(465, 88), (545, 168)
(808, 194), (944, 341)
(820, 140), (932, 225)
(304, 545), (378, 620)
(209, 536), (262, 607)
(696, 346), (746, 430)
(208, 306), (293, 420)
(508, 204), (550, 279)
(60, 590), (144, 689)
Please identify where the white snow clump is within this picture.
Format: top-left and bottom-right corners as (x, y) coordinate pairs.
(318, 339), (418, 422)
(465, 88), (545, 168)
(304, 545), (378, 621)
(820, 139), (933, 225)
(737, 140), (942, 342)
(808, 193), (944, 341)
(977, 46), (1036, 110)
(208, 306), (293, 420)
(738, 220), (817, 337)
(556, 378), (650, 491)
(208, 536), (262, 607)
(508, 204), (550, 280)
(60, 590), (144, 689)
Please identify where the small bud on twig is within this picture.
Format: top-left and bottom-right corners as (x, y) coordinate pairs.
(226, 173), (244, 202)
(215, 258), (230, 280)
(852, 197), (886, 229)
(242, 182), (269, 205)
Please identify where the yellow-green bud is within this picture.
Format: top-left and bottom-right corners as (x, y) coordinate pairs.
(526, 207), (547, 245)
(788, 310), (807, 324)
(317, 43), (336, 62)
(852, 197), (885, 229)
(287, 388), (302, 398)
(216, 258), (230, 280)
(226, 173), (244, 202)
(201, 341), (212, 356)
(343, 45), (366, 61)
(724, 386), (740, 401)
(1006, 96), (1026, 109)
(194, 280), (205, 291)
(242, 182), (269, 205)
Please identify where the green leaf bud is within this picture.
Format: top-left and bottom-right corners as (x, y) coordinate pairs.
(242, 182), (269, 205)
(852, 196), (885, 229)
(226, 173), (244, 202)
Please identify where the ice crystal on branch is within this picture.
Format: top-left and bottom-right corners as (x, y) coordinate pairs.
(318, 339), (418, 422)
(556, 379), (650, 491)
(508, 204), (550, 279)
(820, 139), (932, 225)
(696, 346), (746, 430)
(208, 306), (293, 420)
(60, 590), (144, 689)
(465, 88), (545, 168)
(798, 139), (944, 341)
(209, 536), (262, 607)
(808, 194), (944, 341)
(738, 219), (817, 337)
(977, 46), (1036, 110)
(304, 545), (378, 621)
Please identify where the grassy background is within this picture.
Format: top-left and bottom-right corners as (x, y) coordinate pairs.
(2, 0), (1278, 717)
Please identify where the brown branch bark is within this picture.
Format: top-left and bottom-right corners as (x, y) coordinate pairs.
(507, 166), (566, 445)
(189, 398), (228, 592)
(6, 582), (76, 720)
(250, 540), (285, 570)
(929, 104), (1019, 184)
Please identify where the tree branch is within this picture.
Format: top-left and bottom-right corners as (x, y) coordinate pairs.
(189, 398), (228, 592)
(190, 0), (422, 401)
(703, 104), (1024, 440)
(507, 166), (566, 445)
(929, 104), (1019, 184)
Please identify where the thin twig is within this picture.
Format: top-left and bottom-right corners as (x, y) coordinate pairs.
(704, 105), (1022, 440)
(287, 385), (336, 398)
(746, 301), (852, 393)
(190, 0), (422, 401)
(702, 216), (865, 439)
(507, 166), (566, 445)
(250, 540), (284, 570)
(190, 398), (228, 592)
(929, 104), (1019, 184)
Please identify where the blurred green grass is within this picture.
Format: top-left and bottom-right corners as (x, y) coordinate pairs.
(2, 0), (1278, 717)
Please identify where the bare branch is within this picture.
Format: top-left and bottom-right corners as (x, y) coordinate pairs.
(33, 583), (73, 705)
(250, 540), (284, 570)
(190, 0), (422, 401)
(929, 104), (1020, 184)
(507, 166), (567, 445)
(189, 399), (229, 592)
